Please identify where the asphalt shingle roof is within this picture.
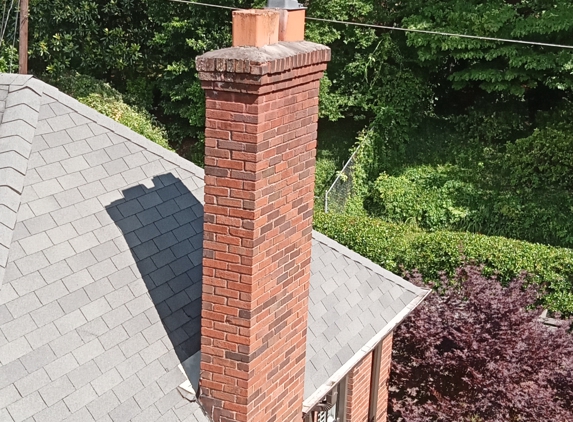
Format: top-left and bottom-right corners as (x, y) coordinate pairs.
(0, 75), (427, 421)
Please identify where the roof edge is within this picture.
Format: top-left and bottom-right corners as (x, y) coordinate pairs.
(33, 78), (206, 182)
(301, 287), (430, 413)
(311, 229), (427, 296)
(0, 74), (43, 287)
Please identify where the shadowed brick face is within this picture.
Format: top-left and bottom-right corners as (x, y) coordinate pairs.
(196, 43), (330, 422)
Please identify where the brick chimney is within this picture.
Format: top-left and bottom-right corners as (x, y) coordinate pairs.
(196, 7), (330, 422)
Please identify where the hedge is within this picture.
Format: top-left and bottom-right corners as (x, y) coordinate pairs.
(314, 211), (573, 314)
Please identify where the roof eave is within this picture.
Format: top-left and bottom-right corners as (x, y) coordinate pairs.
(302, 286), (431, 414)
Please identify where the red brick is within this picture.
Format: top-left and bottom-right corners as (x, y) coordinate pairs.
(199, 42), (329, 422)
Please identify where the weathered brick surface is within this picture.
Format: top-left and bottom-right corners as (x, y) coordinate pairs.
(346, 352), (373, 422)
(375, 333), (393, 422)
(197, 42), (330, 422)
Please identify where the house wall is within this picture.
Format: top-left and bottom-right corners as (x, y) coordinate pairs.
(343, 332), (393, 422)
(346, 352), (373, 422)
(375, 333), (393, 422)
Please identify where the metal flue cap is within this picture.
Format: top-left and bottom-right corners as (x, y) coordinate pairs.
(266, 0), (305, 10)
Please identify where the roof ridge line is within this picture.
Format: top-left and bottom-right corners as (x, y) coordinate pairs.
(0, 74), (43, 288)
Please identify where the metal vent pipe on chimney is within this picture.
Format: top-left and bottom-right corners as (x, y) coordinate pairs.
(266, 0), (306, 42)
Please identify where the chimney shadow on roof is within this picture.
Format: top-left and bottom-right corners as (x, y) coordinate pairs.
(105, 173), (203, 378)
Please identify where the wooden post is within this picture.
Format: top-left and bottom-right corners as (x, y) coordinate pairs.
(18, 0), (28, 74)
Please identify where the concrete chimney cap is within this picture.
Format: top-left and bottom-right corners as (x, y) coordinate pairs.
(266, 0), (306, 10)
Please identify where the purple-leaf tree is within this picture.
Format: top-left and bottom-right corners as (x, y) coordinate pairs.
(389, 265), (573, 421)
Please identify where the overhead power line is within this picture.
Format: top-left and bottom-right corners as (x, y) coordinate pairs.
(170, 0), (239, 10)
(306, 17), (573, 50)
(168, 0), (573, 50)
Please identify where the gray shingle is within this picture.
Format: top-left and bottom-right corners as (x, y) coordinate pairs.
(94, 346), (125, 374)
(61, 156), (90, 174)
(84, 278), (113, 301)
(40, 146), (70, 164)
(119, 332), (148, 358)
(62, 407), (95, 422)
(59, 172), (87, 190)
(103, 158), (128, 176)
(65, 139), (92, 158)
(63, 383), (97, 413)
(46, 223), (78, 245)
(69, 232), (99, 253)
(14, 367), (51, 396)
(77, 180), (106, 199)
(49, 102), (72, 116)
(66, 250), (97, 273)
(49, 331), (83, 359)
(36, 281), (68, 306)
(99, 326), (129, 351)
(53, 309), (87, 336)
(7, 391), (47, 422)
(68, 362), (103, 389)
(86, 390), (120, 420)
(39, 376), (75, 406)
(19, 344), (56, 374)
(58, 289), (90, 314)
(6, 292), (43, 318)
(1, 314), (37, 341)
(54, 188), (84, 208)
(44, 353), (79, 380)
(72, 338), (105, 365)
(27, 195), (59, 217)
(87, 260), (116, 281)
(50, 204), (81, 226)
(0, 359), (27, 390)
(81, 297), (112, 322)
(43, 130), (73, 147)
(116, 354), (145, 379)
(91, 368), (123, 396)
(26, 323), (60, 348)
(44, 242), (76, 264)
(109, 397), (140, 422)
(32, 399), (72, 422)
(11, 272), (46, 297)
(67, 125), (94, 141)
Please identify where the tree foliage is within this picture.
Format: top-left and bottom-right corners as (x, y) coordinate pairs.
(389, 265), (573, 421)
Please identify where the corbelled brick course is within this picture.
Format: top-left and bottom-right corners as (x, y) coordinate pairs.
(197, 41), (330, 422)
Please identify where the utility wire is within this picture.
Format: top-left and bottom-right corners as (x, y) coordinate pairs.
(306, 17), (573, 50)
(168, 0), (573, 50)
(169, 0), (240, 11)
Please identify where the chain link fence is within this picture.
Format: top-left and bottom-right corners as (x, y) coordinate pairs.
(324, 143), (362, 214)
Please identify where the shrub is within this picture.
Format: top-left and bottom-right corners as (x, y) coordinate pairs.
(371, 166), (472, 230)
(313, 211), (573, 314)
(389, 266), (573, 421)
(48, 73), (173, 152)
(505, 125), (573, 192)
